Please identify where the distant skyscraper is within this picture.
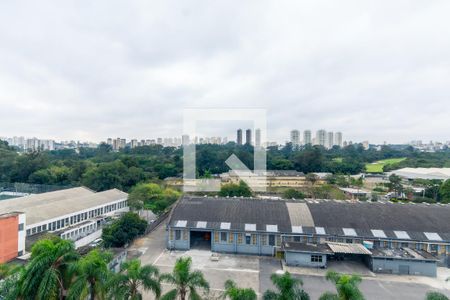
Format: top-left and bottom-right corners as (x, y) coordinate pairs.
(290, 130), (300, 147)
(237, 129), (243, 145)
(255, 129), (261, 148)
(316, 130), (327, 147)
(335, 132), (343, 147)
(327, 132), (334, 149)
(182, 135), (190, 146)
(303, 130), (312, 145)
(130, 139), (138, 148)
(245, 129), (252, 145)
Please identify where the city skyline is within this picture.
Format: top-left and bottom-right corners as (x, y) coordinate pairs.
(1, 2), (450, 144)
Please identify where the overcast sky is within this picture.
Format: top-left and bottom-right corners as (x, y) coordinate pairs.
(1, 1), (449, 144)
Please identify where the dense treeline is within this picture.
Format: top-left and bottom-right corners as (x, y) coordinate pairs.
(1, 140), (449, 192)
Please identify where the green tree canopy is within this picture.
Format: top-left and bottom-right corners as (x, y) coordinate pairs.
(17, 237), (79, 300)
(128, 182), (181, 213)
(67, 249), (113, 300)
(319, 271), (364, 300)
(425, 291), (449, 300)
(282, 189), (305, 200)
(263, 271), (310, 300)
(160, 256), (209, 300)
(439, 180), (450, 203)
(223, 279), (257, 300)
(110, 259), (161, 300)
(102, 212), (147, 247)
(219, 181), (252, 197)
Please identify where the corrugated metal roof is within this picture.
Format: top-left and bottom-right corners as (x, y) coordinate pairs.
(327, 242), (372, 255)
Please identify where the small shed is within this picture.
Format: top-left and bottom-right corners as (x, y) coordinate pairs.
(282, 242), (332, 268)
(370, 248), (438, 277)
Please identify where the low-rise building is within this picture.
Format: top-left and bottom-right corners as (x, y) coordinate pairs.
(0, 187), (129, 263)
(166, 196), (450, 274)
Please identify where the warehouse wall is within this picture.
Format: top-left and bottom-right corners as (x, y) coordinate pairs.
(371, 257), (437, 277)
(285, 251), (327, 268)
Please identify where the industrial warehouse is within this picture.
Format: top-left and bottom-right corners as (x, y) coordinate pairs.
(0, 187), (129, 263)
(167, 196), (450, 277)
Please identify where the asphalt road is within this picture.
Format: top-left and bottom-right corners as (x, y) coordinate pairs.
(259, 258), (450, 300)
(130, 224), (450, 300)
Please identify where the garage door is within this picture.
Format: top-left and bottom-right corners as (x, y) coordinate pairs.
(399, 265), (410, 275)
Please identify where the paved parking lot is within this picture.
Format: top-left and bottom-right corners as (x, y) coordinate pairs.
(129, 224), (450, 299)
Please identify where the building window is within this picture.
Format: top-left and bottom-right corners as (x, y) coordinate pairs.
(269, 235), (275, 246)
(214, 232), (219, 243)
(261, 235), (267, 245)
(18, 250), (23, 256)
(229, 233), (234, 243)
(220, 232), (227, 243)
(252, 234), (257, 245)
(311, 255), (323, 263)
(175, 230), (181, 240)
(237, 233), (243, 244)
(293, 236), (301, 242)
(245, 235), (251, 245)
(18, 223), (24, 231)
(183, 230), (188, 240)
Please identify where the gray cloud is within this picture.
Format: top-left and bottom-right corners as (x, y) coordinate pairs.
(0, 0), (449, 144)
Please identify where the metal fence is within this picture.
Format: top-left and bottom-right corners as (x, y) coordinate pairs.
(0, 182), (73, 198)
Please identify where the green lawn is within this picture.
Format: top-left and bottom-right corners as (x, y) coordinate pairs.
(365, 158), (406, 173)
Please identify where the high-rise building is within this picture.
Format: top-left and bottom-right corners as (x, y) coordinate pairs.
(335, 132), (343, 147)
(327, 132), (334, 149)
(130, 139), (138, 148)
(316, 130), (327, 147)
(255, 129), (261, 148)
(362, 140), (370, 150)
(290, 130), (300, 147)
(182, 135), (190, 146)
(303, 130), (312, 145)
(245, 129), (252, 145)
(237, 129), (243, 145)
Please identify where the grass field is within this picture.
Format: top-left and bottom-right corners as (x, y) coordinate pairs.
(365, 157), (406, 173)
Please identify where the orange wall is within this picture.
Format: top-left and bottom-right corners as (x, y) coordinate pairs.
(0, 215), (19, 263)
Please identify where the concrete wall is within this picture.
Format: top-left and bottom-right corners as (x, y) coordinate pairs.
(167, 228), (190, 250)
(285, 251), (327, 268)
(167, 228), (278, 256)
(370, 257), (437, 277)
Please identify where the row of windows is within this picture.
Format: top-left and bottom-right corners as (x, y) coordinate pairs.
(211, 232), (281, 246)
(61, 223), (97, 240)
(26, 200), (127, 236)
(172, 229), (189, 241)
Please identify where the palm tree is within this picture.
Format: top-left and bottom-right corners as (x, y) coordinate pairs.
(426, 291), (449, 300)
(18, 237), (79, 300)
(109, 259), (160, 300)
(160, 256), (209, 300)
(223, 279), (257, 300)
(263, 271), (309, 300)
(67, 249), (113, 300)
(319, 271), (364, 300)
